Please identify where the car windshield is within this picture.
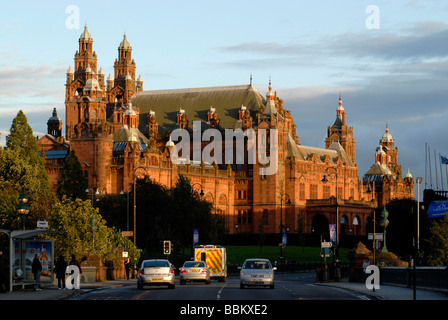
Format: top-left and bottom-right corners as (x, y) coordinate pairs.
(183, 261), (206, 268)
(243, 260), (272, 270)
(142, 260), (170, 268)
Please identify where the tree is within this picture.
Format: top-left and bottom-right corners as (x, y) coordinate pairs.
(57, 150), (88, 200)
(6, 110), (49, 187)
(170, 175), (223, 249)
(0, 111), (55, 230)
(426, 215), (448, 266)
(47, 196), (139, 266)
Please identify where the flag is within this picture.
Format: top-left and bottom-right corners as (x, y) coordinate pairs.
(441, 155), (448, 165)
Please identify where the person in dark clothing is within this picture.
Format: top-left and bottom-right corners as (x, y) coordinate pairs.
(69, 254), (82, 274)
(32, 253), (42, 291)
(68, 254), (82, 288)
(0, 249), (7, 293)
(124, 259), (130, 280)
(55, 255), (68, 290)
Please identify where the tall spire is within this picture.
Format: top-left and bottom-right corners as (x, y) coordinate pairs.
(267, 77), (274, 101)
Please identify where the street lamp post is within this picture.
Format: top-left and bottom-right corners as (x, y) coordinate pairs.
(279, 193), (290, 258)
(366, 180), (377, 265)
(133, 166), (150, 247)
(90, 214), (97, 254)
(322, 167), (340, 281)
(380, 206), (389, 252)
(17, 188), (30, 230)
(414, 177), (423, 300)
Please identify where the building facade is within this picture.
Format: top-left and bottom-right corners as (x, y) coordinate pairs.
(37, 26), (414, 237)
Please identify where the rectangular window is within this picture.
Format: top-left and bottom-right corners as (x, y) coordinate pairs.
(299, 183), (305, 200)
(310, 184), (318, 199)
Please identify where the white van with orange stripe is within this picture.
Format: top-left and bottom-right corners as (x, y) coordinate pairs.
(194, 245), (227, 282)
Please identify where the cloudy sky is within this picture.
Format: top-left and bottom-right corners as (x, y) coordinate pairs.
(1, 0), (447, 198)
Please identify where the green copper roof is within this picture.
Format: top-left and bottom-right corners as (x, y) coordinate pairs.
(131, 84), (266, 134)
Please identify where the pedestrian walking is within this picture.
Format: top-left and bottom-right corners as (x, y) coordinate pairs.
(32, 253), (42, 291)
(124, 259), (130, 280)
(55, 255), (68, 290)
(69, 254), (82, 274)
(0, 249), (7, 293)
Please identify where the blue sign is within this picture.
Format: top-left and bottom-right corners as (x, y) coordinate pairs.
(193, 229), (199, 246)
(282, 232), (287, 247)
(427, 201), (448, 219)
(329, 224), (336, 246)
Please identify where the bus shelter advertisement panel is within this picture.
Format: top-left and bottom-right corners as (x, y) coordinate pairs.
(14, 240), (54, 283)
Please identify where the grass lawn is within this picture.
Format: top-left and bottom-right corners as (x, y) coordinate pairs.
(225, 245), (350, 265)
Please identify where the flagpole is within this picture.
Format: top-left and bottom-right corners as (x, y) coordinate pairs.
(425, 143), (427, 189)
(434, 149), (438, 190)
(440, 153), (444, 191)
(428, 146), (432, 189)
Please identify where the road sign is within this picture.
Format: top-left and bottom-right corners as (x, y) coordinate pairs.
(368, 233), (383, 241)
(321, 241), (332, 248)
(37, 219), (48, 229)
(122, 231), (133, 237)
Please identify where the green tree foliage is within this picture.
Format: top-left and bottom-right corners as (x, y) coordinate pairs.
(0, 111), (55, 230)
(47, 196), (139, 266)
(57, 150), (88, 200)
(96, 174), (225, 256)
(426, 215), (448, 266)
(6, 110), (49, 187)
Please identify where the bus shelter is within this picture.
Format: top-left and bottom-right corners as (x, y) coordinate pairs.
(0, 229), (56, 292)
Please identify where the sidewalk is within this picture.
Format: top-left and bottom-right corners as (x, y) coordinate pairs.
(0, 278), (136, 300)
(315, 279), (448, 300)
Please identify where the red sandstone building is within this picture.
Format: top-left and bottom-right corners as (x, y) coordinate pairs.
(37, 26), (414, 237)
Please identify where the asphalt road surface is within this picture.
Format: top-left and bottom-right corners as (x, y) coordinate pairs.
(72, 273), (372, 301)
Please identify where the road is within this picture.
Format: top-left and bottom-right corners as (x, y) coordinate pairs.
(72, 273), (372, 301)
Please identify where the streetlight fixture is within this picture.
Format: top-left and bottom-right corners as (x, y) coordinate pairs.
(192, 183), (204, 197)
(321, 167), (340, 281)
(17, 188), (30, 230)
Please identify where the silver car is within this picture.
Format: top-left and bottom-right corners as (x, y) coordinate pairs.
(239, 258), (276, 289)
(179, 261), (211, 285)
(137, 259), (175, 289)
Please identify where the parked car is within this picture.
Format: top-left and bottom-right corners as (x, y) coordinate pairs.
(137, 259), (175, 289)
(239, 258), (276, 289)
(180, 261), (211, 285)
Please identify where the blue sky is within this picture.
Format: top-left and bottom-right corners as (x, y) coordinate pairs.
(1, 0), (447, 197)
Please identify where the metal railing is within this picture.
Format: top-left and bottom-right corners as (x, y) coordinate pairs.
(380, 266), (448, 291)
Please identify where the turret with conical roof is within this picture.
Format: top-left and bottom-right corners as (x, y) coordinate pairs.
(107, 33), (142, 133)
(47, 108), (62, 138)
(74, 24), (98, 81)
(325, 93), (356, 164)
(114, 33), (135, 82)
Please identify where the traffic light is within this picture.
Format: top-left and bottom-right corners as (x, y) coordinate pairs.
(329, 244), (335, 255)
(163, 240), (171, 255)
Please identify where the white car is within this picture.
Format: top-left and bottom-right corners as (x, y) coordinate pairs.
(239, 258), (276, 289)
(179, 261), (211, 285)
(137, 259), (175, 289)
